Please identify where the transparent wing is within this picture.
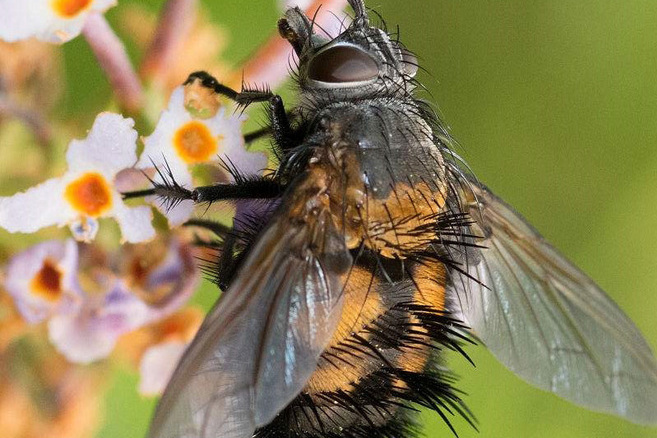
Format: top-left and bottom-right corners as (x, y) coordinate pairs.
(450, 180), (657, 424)
(148, 210), (351, 438)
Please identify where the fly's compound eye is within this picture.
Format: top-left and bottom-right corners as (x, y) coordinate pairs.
(307, 45), (379, 84)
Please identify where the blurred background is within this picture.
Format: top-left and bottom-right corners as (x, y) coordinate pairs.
(2, 0), (656, 437)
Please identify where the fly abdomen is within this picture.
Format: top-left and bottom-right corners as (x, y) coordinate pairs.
(254, 256), (474, 438)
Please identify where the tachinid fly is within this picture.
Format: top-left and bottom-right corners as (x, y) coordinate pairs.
(143, 1), (657, 437)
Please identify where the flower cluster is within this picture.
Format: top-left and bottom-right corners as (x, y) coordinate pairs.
(0, 78), (266, 393)
(0, 92), (267, 240)
(0, 0), (349, 436)
(4, 236), (199, 370)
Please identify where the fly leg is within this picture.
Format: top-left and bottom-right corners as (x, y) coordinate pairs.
(186, 71), (299, 151)
(243, 116), (294, 146)
(122, 169), (284, 206)
(184, 219), (241, 290)
(122, 71), (296, 215)
(244, 125), (272, 145)
(269, 95), (296, 151)
(184, 71), (274, 108)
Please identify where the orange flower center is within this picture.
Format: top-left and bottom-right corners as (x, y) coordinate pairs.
(30, 259), (63, 302)
(51, 0), (93, 18)
(173, 121), (220, 163)
(64, 173), (113, 217)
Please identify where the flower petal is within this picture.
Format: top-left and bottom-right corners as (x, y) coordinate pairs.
(220, 146), (268, 179)
(0, 0), (117, 44)
(137, 86), (269, 225)
(111, 202), (156, 244)
(142, 239), (198, 320)
(0, 171), (153, 243)
(4, 239), (80, 324)
(135, 307), (202, 396)
(66, 112), (138, 178)
(158, 199), (194, 227)
(212, 109), (269, 177)
(0, 112), (154, 242)
(138, 341), (188, 396)
(102, 281), (154, 329)
(137, 87), (192, 178)
(0, 2), (53, 42)
(48, 280), (150, 363)
(0, 178), (72, 234)
(48, 308), (118, 363)
(121, 238), (198, 320)
(137, 88), (198, 224)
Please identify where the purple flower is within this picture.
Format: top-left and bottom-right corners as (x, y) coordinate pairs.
(4, 239), (81, 324)
(122, 237), (199, 321)
(48, 279), (151, 363)
(47, 237), (199, 364)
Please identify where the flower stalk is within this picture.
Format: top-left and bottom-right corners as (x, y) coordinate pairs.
(140, 0), (199, 85)
(82, 13), (143, 112)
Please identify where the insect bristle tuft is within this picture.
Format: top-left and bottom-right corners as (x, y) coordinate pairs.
(146, 158), (194, 212)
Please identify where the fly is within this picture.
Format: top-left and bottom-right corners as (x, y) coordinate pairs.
(135, 1), (657, 437)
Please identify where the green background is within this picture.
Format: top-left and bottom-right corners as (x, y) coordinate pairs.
(61, 1), (657, 437)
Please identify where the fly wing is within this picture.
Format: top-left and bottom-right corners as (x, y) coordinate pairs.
(148, 207), (351, 438)
(450, 178), (657, 424)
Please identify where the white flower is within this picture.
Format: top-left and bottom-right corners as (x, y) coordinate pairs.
(0, 0), (116, 43)
(136, 86), (268, 226)
(0, 112), (155, 243)
(4, 239), (81, 324)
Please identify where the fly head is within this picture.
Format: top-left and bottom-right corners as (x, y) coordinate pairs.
(278, 0), (419, 105)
